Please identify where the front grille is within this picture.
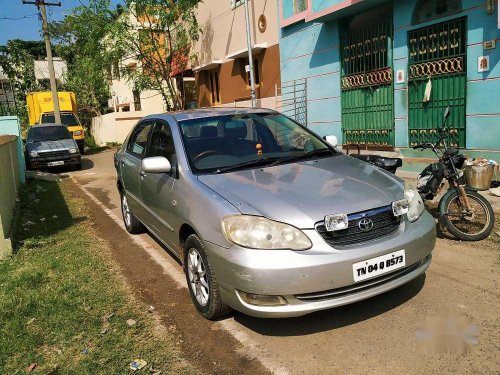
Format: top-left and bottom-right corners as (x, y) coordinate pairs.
(295, 257), (428, 302)
(38, 150), (70, 160)
(316, 205), (401, 248)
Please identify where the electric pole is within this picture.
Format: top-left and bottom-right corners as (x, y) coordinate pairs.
(23, 0), (62, 124)
(244, 0), (257, 108)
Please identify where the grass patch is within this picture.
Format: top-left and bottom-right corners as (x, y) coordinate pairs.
(0, 180), (195, 374)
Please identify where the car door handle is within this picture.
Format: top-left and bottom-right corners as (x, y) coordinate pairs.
(140, 171), (146, 178)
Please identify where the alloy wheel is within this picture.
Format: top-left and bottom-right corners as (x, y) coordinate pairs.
(122, 194), (131, 228)
(187, 248), (209, 306)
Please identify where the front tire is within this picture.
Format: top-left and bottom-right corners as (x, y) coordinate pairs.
(183, 234), (231, 320)
(120, 190), (144, 234)
(440, 189), (494, 241)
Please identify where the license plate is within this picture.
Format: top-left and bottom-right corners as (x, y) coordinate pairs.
(352, 250), (406, 283)
(47, 161), (64, 167)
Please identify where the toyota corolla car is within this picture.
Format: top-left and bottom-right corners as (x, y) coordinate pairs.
(114, 108), (436, 319)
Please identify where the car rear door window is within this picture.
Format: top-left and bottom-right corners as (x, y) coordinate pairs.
(127, 122), (153, 158)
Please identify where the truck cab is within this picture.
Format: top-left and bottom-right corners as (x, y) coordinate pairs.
(26, 92), (85, 154)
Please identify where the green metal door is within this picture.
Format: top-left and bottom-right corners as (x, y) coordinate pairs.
(341, 19), (394, 149)
(408, 18), (466, 148)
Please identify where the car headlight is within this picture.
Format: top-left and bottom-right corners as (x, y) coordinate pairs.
(69, 147), (78, 154)
(30, 150), (38, 157)
(404, 183), (424, 222)
(221, 215), (312, 250)
(73, 130), (83, 136)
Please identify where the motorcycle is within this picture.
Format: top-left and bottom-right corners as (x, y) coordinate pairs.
(414, 106), (495, 241)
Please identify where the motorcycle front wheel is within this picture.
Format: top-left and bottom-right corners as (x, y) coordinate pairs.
(439, 189), (495, 241)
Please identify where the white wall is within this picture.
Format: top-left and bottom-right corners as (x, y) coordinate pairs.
(34, 58), (67, 83)
(91, 111), (150, 146)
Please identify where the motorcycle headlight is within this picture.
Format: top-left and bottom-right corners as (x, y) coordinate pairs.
(30, 150), (38, 157)
(69, 147), (78, 154)
(405, 183), (424, 222)
(221, 215), (312, 250)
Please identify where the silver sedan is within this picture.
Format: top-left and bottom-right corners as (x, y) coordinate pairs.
(114, 108), (436, 319)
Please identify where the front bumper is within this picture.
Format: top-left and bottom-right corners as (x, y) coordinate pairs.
(29, 155), (81, 169)
(206, 211), (436, 318)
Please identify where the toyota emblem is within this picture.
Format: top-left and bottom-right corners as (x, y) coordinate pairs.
(358, 218), (374, 231)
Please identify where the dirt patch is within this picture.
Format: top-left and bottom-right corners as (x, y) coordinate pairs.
(64, 179), (269, 375)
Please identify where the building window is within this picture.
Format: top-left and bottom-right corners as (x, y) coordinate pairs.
(246, 59), (261, 87)
(412, 0), (462, 25)
(208, 70), (221, 104)
(283, 0), (307, 19)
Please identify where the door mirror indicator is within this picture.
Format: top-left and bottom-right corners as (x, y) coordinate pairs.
(324, 135), (338, 147)
(141, 156), (171, 174)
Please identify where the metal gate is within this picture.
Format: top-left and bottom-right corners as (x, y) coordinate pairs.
(408, 18), (466, 148)
(340, 19), (394, 149)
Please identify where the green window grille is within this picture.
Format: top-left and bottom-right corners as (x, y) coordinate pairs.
(340, 19), (395, 149)
(408, 17), (466, 148)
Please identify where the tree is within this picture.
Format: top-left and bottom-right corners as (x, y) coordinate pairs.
(0, 40), (45, 123)
(110, 0), (202, 111)
(50, 0), (119, 127)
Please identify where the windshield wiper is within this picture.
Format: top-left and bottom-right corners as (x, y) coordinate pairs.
(269, 148), (335, 166)
(215, 157), (281, 174)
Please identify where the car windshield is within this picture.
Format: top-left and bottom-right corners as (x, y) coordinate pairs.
(27, 126), (73, 143)
(178, 113), (336, 174)
(41, 113), (79, 126)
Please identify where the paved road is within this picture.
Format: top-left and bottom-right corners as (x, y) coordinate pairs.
(71, 149), (500, 375)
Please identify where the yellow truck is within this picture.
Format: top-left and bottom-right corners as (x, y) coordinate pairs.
(26, 91), (85, 154)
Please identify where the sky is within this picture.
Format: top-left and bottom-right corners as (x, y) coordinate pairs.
(0, 0), (123, 45)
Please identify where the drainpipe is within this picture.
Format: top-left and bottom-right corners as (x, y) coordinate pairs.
(244, 0), (257, 108)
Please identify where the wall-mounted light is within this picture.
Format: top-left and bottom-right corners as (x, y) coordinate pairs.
(485, 0), (495, 15)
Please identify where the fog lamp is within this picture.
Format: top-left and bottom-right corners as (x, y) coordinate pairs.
(238, 291), (287, 307)
(392, 199), (409, 217)
(324, 213), (348, 232)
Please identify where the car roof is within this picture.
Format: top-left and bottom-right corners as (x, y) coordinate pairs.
(31, 123), (65, 127)
(147, 107), (277, 122)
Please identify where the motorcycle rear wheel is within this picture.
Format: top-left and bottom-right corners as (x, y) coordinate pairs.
(440, 190), (494, 241)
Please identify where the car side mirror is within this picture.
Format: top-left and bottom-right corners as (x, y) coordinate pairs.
(323, 135), (338, 147)
(141, 156), (171, 174)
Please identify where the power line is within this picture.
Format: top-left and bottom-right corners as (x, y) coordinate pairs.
(0, 14), (39, 20)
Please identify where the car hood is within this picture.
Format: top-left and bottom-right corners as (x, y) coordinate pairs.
(197, 155), (404, 229)
(27, 139), (76, 153)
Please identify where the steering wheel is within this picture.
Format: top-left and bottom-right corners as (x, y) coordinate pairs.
(192, 149), (222, 163)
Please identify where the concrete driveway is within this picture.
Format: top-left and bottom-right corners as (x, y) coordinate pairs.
(70, 149), (500, 375)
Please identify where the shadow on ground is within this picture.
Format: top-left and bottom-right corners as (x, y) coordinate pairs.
(13, 179), (85, 251)
(233, 274), (426, 336)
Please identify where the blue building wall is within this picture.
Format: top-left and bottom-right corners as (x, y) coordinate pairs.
(279, 0), (500, 155)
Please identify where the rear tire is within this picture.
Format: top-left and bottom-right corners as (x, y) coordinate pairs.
(440, 189), (494, 241)
(183, 234), (231, 320)
(120, 190), (145, 234)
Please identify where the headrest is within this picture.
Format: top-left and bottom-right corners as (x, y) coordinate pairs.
(224, 121), (247, 139)
(200, 126), (217, 138)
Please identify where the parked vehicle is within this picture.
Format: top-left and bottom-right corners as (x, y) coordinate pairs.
(114, 108), (436, 319)
(323, 137), (403, 174)
(414, 107), (494, 241)
(25, 124), (82, 171)
(26, 91), (85, 154)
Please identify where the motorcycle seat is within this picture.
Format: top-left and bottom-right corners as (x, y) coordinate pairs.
(352, 154), (403, 169)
